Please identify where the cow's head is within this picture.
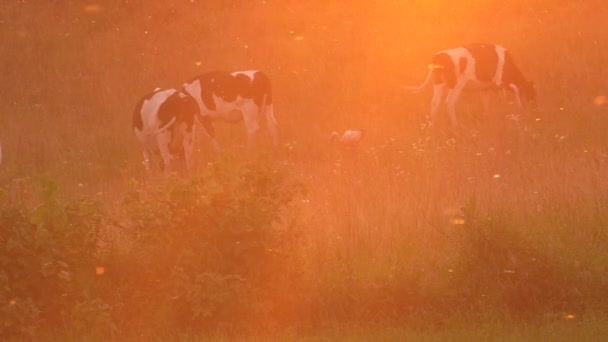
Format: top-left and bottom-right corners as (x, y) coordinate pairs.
(167, 92), (198, 158)
(521, 81), (537, 108)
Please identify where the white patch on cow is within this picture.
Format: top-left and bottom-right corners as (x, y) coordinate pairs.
(493, 45), (507, 85)
(231, 70), (257, 79)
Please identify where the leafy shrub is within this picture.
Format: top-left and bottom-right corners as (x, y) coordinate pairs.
(170, 268), (253, 328)
(117, 158), (305, 332)
(0, 177), (107, 338)
(0, 277), (40, 340)
(70, 298), (116, 337)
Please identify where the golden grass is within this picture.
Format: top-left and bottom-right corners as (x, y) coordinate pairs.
(1, 0), (608, 337)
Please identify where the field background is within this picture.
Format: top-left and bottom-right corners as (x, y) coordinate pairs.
(1, 0), (608, 339)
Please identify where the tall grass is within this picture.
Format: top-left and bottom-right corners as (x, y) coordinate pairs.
(1, 0), (608, 339)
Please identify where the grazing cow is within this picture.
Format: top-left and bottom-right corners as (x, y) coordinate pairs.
(406, 43), (536, 127)
(182, 70), (278, 149)
(133, 88), (198, 172)
(331, 129), (365, 145)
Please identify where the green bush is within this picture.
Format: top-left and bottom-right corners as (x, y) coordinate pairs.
(70, 297), (116, 337)
(0, 177), (107, 339)
(114, 158), (305, 332)
(0, 161), (304, 337)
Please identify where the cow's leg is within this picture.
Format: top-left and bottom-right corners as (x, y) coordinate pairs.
(183, 130), (195, 173)
(430, 84), (446, 127)
(264, 104), (279, 146)
(445, 83), (466, 126)
(198, 114), (220, 152)
(241, 103), (261, 149)
(481, 90), (492, 121)
(509, 83), (523, 111)
(142, 148), (152, 172)
(156, 132), (172, 173)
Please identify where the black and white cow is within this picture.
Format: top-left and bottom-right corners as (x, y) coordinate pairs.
(182, 70), (278, 149)
(133, 88), (198, 172)
(406, 43), (536, 126)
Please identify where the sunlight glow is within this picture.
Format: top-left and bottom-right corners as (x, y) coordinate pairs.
(83, 4), (102, 13)
(594, 95), (607, 105)
(96, 266), (105, 275)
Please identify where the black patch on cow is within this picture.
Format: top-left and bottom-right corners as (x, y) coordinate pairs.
(459, 57), (467, 74)
(133, 88), (164, 131)
(157, 93), (178, 128)
(464, 43), (499, 82)
(251, 71), (272, 108)
(432, 52), (456, 88)
(190, 71), (272, 111)
(176, 93), (197, 132)
(157, 92), (197, 129)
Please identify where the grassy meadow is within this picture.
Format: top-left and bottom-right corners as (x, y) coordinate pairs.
(1, 0), (608, 340)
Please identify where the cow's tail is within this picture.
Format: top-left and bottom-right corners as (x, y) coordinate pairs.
(402, 68), (434, 93)
(151, 116), (177, 135)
